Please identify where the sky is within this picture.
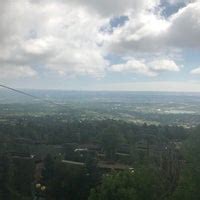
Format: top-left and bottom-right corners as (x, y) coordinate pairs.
(1, 0), (200, 91)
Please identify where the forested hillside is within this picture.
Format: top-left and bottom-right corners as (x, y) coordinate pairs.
(0, 116), (198, 200)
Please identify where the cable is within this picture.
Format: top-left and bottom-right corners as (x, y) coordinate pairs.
(0, 83), (63, 107)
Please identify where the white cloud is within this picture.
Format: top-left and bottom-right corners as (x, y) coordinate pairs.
(110, 59), (157, 76)
(68, 0), (160, 17)
(0, 0), (198, 84)
(168, 0), (197, 5)
(110, 58), (180, 76)
(167, 1), (200, 48)
(149, 59), (180, 71)
(0, 0), (109, 79)
(0, 65), (36, 80)
(22, 37), (54, 56)
(190, 67), (200, 75)
(107, 11), (169, 53)
(108, 1), (200, 54)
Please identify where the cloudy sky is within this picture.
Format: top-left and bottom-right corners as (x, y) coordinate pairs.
(1, 0), (200, 91)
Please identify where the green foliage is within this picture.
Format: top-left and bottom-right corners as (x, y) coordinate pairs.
(0, 154), (34, 200)
(0, 155), (13, 199)
(89, 167), (165, 200)
(12, 158), (34, 197)
(0, 118), (190, 200)
(89, 171), (137, 200)
(101, 126), (124, 159)
(172, 125), (200, 199)
(42, 155), (92, 200)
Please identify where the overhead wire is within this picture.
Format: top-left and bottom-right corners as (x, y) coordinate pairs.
(0, 83), (63, 107)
